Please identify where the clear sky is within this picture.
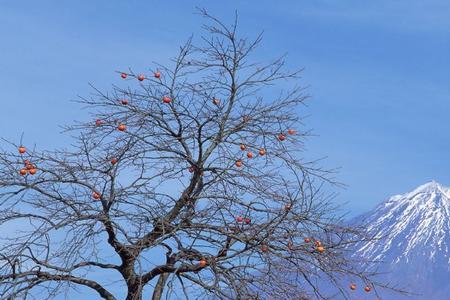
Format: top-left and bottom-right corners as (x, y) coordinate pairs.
(1, 0), (449, 217)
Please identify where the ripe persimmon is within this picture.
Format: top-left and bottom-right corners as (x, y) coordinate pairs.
(258, 148), (266, 156)
(364, 286), (371, 292)
(304, 238), (311, 243)
(163, 96), (171, 104)
(278, 134), (286, 141)
(288, 129), (296, 135)
(118, 124), (126, 131)
(19, 168), (27, 176)
(18, 146), (26, 154)
(29, 168), (37, 175)
(240, 144), (246, 151)
(154, 71), (161, 79)
(121, 99), (129, 105)
(247, 152), (253, 158)
(199, 259), (207, 267)
(350, 284), (356, 291)
(137, 74), (145, 81)
(92, 192), (101, 200)
(120, 73), (127, 79)
(317, 246), (325, 253)
(235, 160), (243, 168)
(111, 158), (118, 165)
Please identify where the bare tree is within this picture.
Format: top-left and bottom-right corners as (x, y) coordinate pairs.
(0, 9), (405, 300)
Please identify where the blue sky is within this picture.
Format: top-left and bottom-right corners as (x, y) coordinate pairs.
(1, 0), (449, 217)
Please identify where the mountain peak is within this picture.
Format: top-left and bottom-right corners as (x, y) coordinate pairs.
(352, 181), (450, 299)
(412, 180), (447, 193)
(406, 180), (450, 201)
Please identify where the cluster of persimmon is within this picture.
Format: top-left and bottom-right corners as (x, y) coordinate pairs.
(120, 70), (161, 81)
(277, 129), (296, 142)
(235, 129), (295, 168)
(258, 236), (326, 255)
(236, 216), (251, 224)
(303, 237), (325, 253)
(18, 147), (37, 176)
(349, 283), (372, 293)
(95, 119), (128, 132)
(235, 144), (266, 168)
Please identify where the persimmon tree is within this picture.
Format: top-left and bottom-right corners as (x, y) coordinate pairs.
(0, 10), (403, 300)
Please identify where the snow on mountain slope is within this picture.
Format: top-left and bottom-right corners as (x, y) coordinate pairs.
(352, 181), (450, 299)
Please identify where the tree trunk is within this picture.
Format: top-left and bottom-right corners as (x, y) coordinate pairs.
(151, 273), (169, 300)
(126, 283), (143, 300)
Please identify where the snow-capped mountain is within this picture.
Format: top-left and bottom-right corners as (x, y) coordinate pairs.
(352, 181), (450, 299)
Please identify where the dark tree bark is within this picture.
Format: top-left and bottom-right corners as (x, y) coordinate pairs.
(151, 273), (169, 300)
